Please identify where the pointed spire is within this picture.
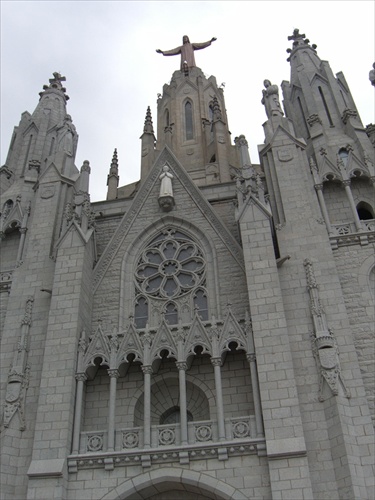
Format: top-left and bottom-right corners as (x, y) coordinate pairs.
(286, 28), (317, 61)
(109, 148), (119, 176)
(39, 72), (70, 101)
(143, 106), (154, 133)
(107, 149), (119, 200)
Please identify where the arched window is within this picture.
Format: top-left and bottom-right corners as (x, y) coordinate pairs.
(193, 288), (208, 321)
(134, 296), (148, 328)
(356, 202), (374, 220)
(318, 86), (334, 127)
(338, 148), (349, 167)
(165, 109), (170, 127)
(185, 101), (193, 140)
(208, 104), (214, 123)
(165, 301), (178, 325)
(160, 406), (193, 424)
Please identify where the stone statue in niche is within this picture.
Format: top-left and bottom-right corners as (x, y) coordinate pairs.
(261, 79), (284, 118)
(56, 114), (77, 156)
(158, 165), (174, 211)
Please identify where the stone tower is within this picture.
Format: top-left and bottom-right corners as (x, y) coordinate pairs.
(0, 31), (374, 500)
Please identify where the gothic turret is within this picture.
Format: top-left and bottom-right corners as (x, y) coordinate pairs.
(281, 29), (373, 174)
(2, 72), (78, 188)
(155, 66), (237, 186)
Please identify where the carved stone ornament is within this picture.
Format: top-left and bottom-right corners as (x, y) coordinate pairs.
(2, 297), (34, 430)
(159, 428), (176, 445)
(40, 184), (55, 199)
(232, 420), (250, 439)
(307, 114), (322, 127)
(195, 424), (212, 442)
(277, 149), (293, 162)
(87, 434), (104, 452)
(304, 259), (350, 401)
(122, 431), (139, 449)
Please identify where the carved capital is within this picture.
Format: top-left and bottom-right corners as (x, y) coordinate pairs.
(142, 365), (153, 375)
(247, 353), (256, 363)
(176, 361), (188, 371)
(107, 369), (119, 378)
(76, 373), (87, 382)
(211, 357), (222, 367)
(342, 179), (351, 187)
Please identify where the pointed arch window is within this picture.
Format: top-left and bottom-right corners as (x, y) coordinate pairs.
(185, 101), (193, 140)
(165, 109), (170, 127)
(164, 301), (178, 325)
(318, 86), (334, 127)
(193, 288), (208, 321)
(135, 296), (148, 329)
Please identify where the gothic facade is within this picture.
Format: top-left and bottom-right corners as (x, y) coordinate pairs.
(0, 30), (374, 500)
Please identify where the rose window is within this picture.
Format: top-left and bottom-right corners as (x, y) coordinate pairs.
(135, 230), (206, 299)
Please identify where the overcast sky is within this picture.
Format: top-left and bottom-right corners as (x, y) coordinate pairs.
(1, 1), (374, 201)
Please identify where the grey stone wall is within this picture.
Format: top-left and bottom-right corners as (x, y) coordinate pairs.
(334, 244), (375, 422)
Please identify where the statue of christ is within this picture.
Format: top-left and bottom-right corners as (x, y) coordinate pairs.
(156, 35), (217, 70)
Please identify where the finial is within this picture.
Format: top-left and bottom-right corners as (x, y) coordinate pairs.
(286, 29), (317, 61)
(143, 106), (154, 133)
(39, 72), (70, 100)
(109, 149), (119, 175)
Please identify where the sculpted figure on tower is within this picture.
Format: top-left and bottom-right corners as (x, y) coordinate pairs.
(156, 35), (217, 70)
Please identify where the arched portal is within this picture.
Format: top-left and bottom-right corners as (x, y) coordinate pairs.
(100, 468), (248, 500)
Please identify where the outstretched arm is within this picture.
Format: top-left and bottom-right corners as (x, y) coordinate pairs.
(192, 38), (217, 51)
(156, 46), (181, 56)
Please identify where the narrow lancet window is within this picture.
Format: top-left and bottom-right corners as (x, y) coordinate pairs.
(135, 296), (148, 329)
(318, 86), (334, 127)
(165, 301), (178, 325)
(185, 101), (193, 140)
(193, 288), (208, 321)
(297, 97), (310, 138)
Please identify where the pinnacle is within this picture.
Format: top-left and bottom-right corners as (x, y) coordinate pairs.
(143, 106), (154, 133)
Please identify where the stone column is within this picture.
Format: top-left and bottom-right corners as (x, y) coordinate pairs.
(176, 361), (188, 445)
(343, 180), (362, 231)
(314, 184), (332, 234)
(211, 357), (226, 441)
(16, 227), (27, 265)
(142, 365), (152, 448)
(246, 354), (264, 437)
(72, 373), (87, 454)
(107, 369), (119, 452)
